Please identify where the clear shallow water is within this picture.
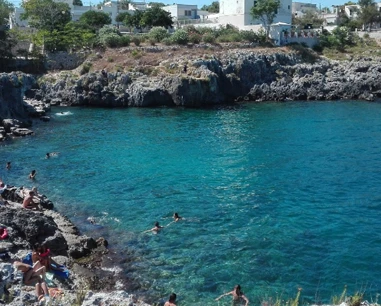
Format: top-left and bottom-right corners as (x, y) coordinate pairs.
(1, 101), (381, 305)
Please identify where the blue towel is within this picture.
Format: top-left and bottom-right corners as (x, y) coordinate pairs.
(22, 253), (69, 279)
(22, 253), (33, 265)
(51, 264), (69, 279)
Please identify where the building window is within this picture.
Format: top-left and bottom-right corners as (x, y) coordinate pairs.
(184, 10), (192, 16)
(288, 5), (290, 9)
(253, 1), (257, 6)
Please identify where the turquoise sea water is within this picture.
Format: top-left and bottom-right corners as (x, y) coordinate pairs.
(1, 101), (381, 305)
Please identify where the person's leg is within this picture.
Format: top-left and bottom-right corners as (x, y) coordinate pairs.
(40, 281), (49, 296)
(23, 268), (35, 284)
(33, 261), (46, 277)
(35, 283), (43, 299)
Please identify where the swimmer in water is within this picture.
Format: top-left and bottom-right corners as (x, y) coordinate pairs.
(144, 222), (164, 233)
(164, 293), (177, 306)
(173, 212), (182, 222)
(46, 152), (59, 159)
(215, 285), (249, 306)
(29, 170), (37, 180)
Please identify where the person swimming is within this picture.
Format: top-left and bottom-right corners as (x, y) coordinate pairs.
(29, 170), (37, 180)
(215, 285), (249, 306)
(164, 293), (177, 306)
(173, 212), (182, 222)
(144, 222), (164, 233)
(46, 152), (59, 159)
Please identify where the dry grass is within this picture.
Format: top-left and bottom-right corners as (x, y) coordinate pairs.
(87, 43), (293, 73)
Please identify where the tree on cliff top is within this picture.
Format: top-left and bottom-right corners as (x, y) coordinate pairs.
(358, 0), (381, 31)
(250, 0), (280, 40)
(141, 5), (173, 28)
(201, 1), (219, 13)
(0, 0), (13, 26)
(21, 0), (71, 32)
(79, 10), (112, 31)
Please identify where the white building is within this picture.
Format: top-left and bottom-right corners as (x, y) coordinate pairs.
(162, 4), (198, 20)
(292, 2), (317, 17)
(218, 0), (292, 29)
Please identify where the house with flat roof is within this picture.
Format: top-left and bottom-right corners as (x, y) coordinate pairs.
(218, 0), (292, 29)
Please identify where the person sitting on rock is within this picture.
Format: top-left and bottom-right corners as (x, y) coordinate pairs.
(14, 260), (50, 303)
(32, 243), (63, 272)
(23, 191), (40, 210)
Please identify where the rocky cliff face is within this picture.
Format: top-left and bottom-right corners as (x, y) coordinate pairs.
(36, 49), (381, 107)
(0, 72), (51, 141)
(0, 72), (37, 119)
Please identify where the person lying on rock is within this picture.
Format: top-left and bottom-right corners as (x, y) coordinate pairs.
(22, 191), (40, 210)
(13, 260), (50, 302)
(32, 243), (64, 272)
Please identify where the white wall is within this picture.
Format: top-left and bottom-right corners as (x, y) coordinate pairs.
(162, 4), (198, 20)
(219, 0), (292, 29)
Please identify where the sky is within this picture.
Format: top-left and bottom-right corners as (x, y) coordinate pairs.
(9, 0), (356, 11)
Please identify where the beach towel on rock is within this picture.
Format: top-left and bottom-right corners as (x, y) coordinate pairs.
(50, 264), (69, 279)
(22, 253), (32, 265)
(22, 253), (70, 279)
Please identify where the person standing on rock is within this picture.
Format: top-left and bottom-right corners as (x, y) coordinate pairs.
(164, 293), (177, 306)
(29, 170), (37, 180)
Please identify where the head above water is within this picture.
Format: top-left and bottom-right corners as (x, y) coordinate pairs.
(169, 293), (176, 302)
(155, 222), (160, 227)
(234, 285), (242, 293)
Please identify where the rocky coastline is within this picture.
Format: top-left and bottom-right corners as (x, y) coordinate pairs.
(34, 47), (381, 108)
(0, 185), (151, 305)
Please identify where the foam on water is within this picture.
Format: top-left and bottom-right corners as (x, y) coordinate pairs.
(1, 102), (381, 305)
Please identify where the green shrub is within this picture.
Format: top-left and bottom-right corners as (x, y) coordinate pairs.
(202, 33), (216, 43)
(161, 37), (172, 45)
(80, 62), (92, 75)
(197, 27), (214, 35)
(98, 25), (122, 47)
(107, 57), (114, 62)
(119, 35), (130, 46)
(132, 36), (141, 46)
(188, 32), (202, 44)
(103, 33), (121, 47)
(216, 33), (242, 42)
(148, 27), (170, 42)
(312, 43), (323, 52)
(171, 29), (189, 45)
(240, 30), (259, 43)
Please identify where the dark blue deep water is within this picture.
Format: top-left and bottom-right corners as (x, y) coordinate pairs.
(1, 101), (381, 305)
